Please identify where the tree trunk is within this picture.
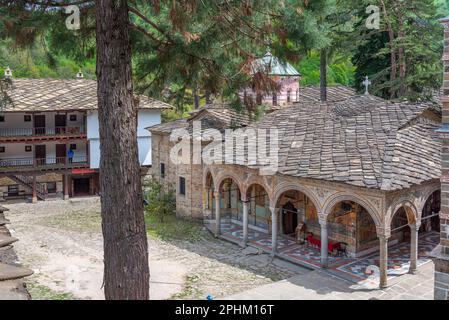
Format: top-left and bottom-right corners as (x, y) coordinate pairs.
(397, 9), (406, 97)
(205, 90), (212, 105)
(320, 48), (327, 102)
(193, 85), (200, 109)
(95, 0), (150, 300)
(380, 0), (397, 99)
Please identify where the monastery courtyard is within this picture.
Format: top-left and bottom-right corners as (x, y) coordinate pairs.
(2, 197), (435, 300)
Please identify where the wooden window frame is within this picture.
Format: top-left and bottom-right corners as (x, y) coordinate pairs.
(160, 163), (165, 178)
(179, 176), (186, 196)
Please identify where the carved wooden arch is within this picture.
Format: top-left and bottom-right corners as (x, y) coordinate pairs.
(242, 174), (273, 204)
(417, 186), (441, 218)
(202, 166), (216, 189)
(272, 182), (321, 213)
(322, 192), (382, 228)
(214, 170), (245, 195)
(387, 197), (419, 226)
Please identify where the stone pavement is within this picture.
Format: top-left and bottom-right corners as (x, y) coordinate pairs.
(223, 261), (435, 300)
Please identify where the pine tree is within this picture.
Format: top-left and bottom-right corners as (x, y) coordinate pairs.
(0, 0), (280, 299)
(351, 0), (443, 100)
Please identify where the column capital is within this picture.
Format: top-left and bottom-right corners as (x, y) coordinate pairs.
(318, 213), (327, 226)
(213, 188), (220, 197)
(376, 226), (391, 240)
(409, 222), (421, 231)
(241, 197), (250, 203)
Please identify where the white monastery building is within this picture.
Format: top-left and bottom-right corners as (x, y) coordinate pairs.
(0, 68), (170, 201)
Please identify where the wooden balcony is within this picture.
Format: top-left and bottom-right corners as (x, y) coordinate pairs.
(0, 156), (89, 173)
(0, 126), (86, 143)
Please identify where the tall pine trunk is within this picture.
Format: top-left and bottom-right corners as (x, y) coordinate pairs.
(193, 85), (200, 109)
(95, 0), (150, 300)
(380, 0), (397, 99)
(320, 48), (327, 102)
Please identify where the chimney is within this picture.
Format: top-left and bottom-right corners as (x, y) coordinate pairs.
(432, 15), (449, 301)
(76, 69), (84, 79)
(4, 66), (12, 78)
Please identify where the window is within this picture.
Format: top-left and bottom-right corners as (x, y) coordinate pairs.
(296, 89), (299, 102)
(179, 177), (186, 196)
(160, 163), (165, 178)
(7, 185), (19, 197)
(0, 115), (4, 122)
(70, 114), (77, 121)
(24, 115), (31, 122)
(287, 90), (291, 103)
(0, 146), (5, 153)
(25, 146), (32, 152)
(46, 182), (56, 194)
(70, 144), (77, 150)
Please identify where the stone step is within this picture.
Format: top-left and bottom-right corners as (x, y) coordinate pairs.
(0, 263), (33, 281)
(0, 235), (18, 248)
(0, 219), (10, 226)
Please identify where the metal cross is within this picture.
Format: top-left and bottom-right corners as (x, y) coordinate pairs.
(363, 76), (371, 95)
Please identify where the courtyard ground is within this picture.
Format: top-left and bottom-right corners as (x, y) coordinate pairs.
(4, 197), (306, 300)
(3, 197), (435, 300)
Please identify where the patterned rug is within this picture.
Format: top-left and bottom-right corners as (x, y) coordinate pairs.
(333, 231), (439, 283)
(218, 221), (439, 284)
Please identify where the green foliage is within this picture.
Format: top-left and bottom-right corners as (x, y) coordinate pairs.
(0, 40), (95, 79)
(296, 51), (355, 86)
(144, 178), (176, 223)
(351, 0), (443, 100)
(144, 211), (208, 243)
(27, 281), (78, 300)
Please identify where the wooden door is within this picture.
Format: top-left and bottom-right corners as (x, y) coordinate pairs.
(35, 145), (46, 166)
(34, 115), (46, 135)
(56, 144), (66, 164)
(282, 202), (298, 235)
(55, 114), (67, 134)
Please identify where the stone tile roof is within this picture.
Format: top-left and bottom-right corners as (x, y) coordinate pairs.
(148, 104), (250, 134)
(147, 119), (188, 134)
(297, 86), (360, 103)
(253, 95), (441, 190)
(2, 78), (172, 112)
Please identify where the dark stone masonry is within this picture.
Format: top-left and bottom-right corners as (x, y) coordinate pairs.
(0, 206), (31, 300)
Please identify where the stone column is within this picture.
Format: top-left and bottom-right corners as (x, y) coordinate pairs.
(63, 174), (69, 200)
(31, 174), (37, 204)
(409, 223), (420, 274)
(242, 198), (249, 247)
(214, 189), (221, 237)
(379, 235), (389, 288)
(270, 206), (278, 256)
(319, 218), (328, 268)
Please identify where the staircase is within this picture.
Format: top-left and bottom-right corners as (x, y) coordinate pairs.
(7, 174), (47, 200)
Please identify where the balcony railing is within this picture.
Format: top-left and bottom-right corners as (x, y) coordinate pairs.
(0, 156), (88, 170)
(0, 126), (86, 138)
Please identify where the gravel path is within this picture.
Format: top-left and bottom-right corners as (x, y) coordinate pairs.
(4, 197), (309, 300)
